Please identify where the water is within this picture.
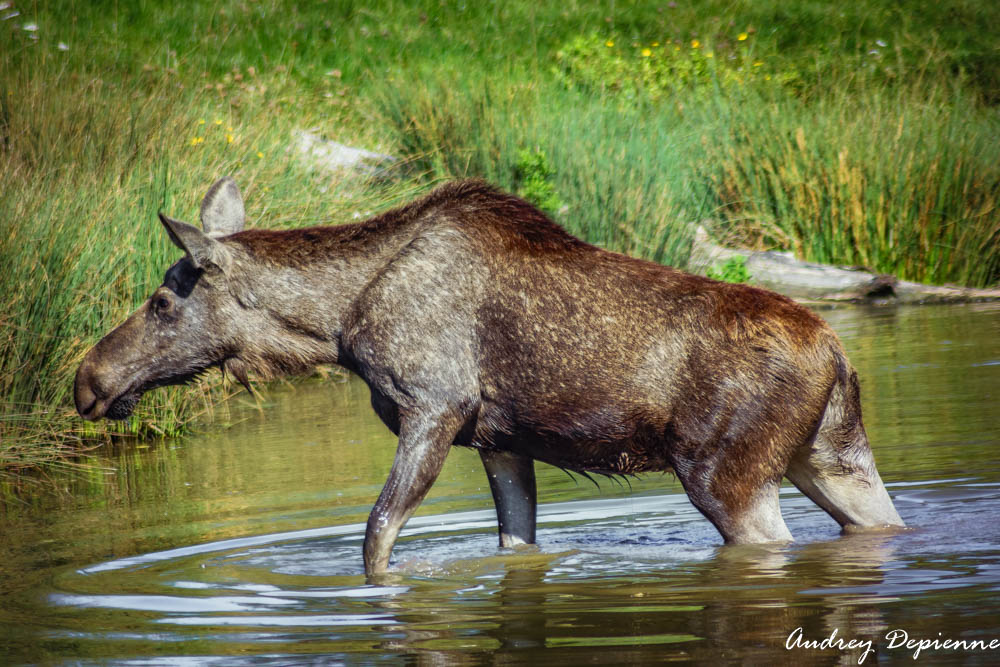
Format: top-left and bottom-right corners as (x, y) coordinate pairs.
(2, 303), (999, 665)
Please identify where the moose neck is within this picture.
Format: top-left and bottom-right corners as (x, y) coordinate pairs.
(222, 214), (423, 375)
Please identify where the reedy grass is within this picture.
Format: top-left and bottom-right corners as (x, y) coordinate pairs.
(371, 72), (697, 265)
(0, 38), (413, 473)
(370, 63), (1000, 287)
(2, 0), (999, 473)
(694, 82), (1000, 286)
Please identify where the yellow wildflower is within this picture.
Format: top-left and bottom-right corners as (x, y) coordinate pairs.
(214, 119), (223, 125)
(198, 119), (206, 125)
(190, 137), (204, 146)
(738, 32), (748, 41)
(226, 134), (234, 144)
(605, 40), (614, 47)
(652, 42), (660, 47)
(641, 48), (652, 57)
(753, 61), (763, 67)
(691, 39), (700, 49)
(257, 151), (264, 158)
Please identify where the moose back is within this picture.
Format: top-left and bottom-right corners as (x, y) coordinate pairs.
(75, 178), (904, 575)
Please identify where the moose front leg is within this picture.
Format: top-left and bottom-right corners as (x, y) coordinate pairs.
(363, 407), (464, 577)
(480, 449), (537, 547)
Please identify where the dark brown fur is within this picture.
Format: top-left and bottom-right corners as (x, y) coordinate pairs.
(75, 178), (904, 576)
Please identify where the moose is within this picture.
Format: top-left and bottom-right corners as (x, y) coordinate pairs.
(75, 177), (904, 575)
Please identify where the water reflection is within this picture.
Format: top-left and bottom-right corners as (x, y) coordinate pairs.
(26, 478), (997, 664)
(1, 303), (999, 664)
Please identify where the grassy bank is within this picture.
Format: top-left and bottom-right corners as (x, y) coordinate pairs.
(2, 0), (999, 472)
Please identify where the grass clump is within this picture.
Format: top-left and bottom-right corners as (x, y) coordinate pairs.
(514, 149), (564, 215)
(706, 256), (752, 285)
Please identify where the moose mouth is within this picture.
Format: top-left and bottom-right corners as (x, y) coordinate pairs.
(76, 368), (207, 421)
(104, 391), (143, 420)
(77, 389), (143, 421)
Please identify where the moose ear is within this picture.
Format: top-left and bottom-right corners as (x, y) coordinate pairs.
(159, 212), (233, 273)
(199, 177), (245, 238)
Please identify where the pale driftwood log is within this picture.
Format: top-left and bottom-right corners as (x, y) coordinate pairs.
(690, 226), (1000, 304)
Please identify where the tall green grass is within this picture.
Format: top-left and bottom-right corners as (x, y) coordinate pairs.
(372, 74), (697, 265)
(696, 84), (1000, 286)
(370, 63), (999, 286)
(2, 0), (999, 473)
(0, 31), (413, 473)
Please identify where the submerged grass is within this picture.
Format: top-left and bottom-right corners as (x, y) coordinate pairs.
(2, 0), (999, 472)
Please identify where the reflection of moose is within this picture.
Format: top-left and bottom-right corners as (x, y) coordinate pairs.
(374, 537), (899, 662)
(75, 178), (904, 575)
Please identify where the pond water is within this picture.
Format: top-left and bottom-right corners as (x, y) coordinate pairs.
(2, 303), (999, 665)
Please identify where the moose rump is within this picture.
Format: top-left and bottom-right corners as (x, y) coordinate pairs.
(465, 237), (902, 546)
(75, 178), (904, 576)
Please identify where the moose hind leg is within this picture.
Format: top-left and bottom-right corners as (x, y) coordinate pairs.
(785, 433), (904, 531)
(479, 449), (537, 547)
(785, 363), (904, 531)
(674, 461), (793, 544)
(728, 480), (793, 543)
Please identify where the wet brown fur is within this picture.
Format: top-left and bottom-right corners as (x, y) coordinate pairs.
(76, 179), (904, 575)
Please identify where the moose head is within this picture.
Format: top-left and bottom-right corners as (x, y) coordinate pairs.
(74, 178), (255, 421)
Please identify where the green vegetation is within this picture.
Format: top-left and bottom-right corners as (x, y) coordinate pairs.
(514, 150), (564, 215)
(706, 256), (752, 285)
(2, 0), (998, 472)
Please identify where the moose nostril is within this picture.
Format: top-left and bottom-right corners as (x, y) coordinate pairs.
(80, 398), (97, 417)
(75, 381), (98, 418)
(74, 363), (101, 418)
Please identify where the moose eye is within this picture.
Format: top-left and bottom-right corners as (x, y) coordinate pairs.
(153, 294), (172, 313)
